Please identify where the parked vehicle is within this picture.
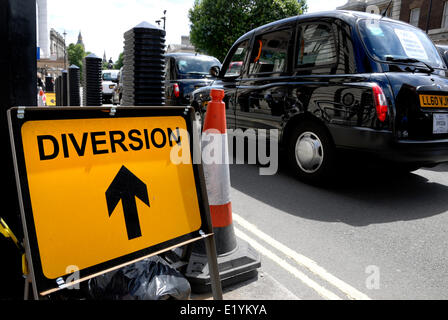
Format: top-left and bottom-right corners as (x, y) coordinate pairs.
(191, 10), (448, 183)
(102, 69), (119, 104)
(112, 67), (123, 105)
(436, 45), (448, 68)
(165, 53), (221, 105)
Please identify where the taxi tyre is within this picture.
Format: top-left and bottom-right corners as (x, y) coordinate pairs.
(287, 121), (336, 184)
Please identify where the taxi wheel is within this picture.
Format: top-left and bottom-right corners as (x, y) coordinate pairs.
(287, 121), (335, 184)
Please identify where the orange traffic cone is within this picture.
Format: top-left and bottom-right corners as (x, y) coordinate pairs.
(38, 88), (46, 106)
(185, 89), (261, 293)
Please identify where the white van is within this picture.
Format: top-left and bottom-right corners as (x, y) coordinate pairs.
(101, 70), (119, 104)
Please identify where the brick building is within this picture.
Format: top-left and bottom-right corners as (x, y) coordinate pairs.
(338, 0), (448, 45)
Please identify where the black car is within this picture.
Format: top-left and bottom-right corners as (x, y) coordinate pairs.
(164, 53), (221, 105)
(191, 10), (448, 183)
(436, 45), (448, 68)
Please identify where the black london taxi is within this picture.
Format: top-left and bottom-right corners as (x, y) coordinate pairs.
(190, 10), (448, 183)
(436, 45), (448, 67)
(164, 52), (221, 106)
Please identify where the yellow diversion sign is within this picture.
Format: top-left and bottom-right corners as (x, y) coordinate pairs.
(46, 92), (56, 106)
(8, 107), (211, 296)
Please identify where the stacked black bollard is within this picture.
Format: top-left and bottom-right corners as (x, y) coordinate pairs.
(62, 70), (68, 106)
(45, 76), (54, 93)
(68, 65), (81, 106)
(83, 53), (102, 106)
(121, 21), (166, 106)
(55, 76), (61, 106)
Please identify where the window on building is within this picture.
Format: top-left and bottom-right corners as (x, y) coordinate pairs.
(442, 2), (448, 28)
(409, 8), (420, 27)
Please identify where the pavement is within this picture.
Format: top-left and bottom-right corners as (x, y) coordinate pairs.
(191, 270), (299, 300)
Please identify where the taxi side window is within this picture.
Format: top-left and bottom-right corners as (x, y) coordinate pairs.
(164, 58), (177, 80)
(334, 21), (357, 74)
(224, 40), (249, 78)
(248, 29), (292, 75)
(164, 58), (171, 80)
(296, 23), (337, 73)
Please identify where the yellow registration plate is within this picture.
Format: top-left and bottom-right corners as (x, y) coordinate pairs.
(419, 94), (448, 108)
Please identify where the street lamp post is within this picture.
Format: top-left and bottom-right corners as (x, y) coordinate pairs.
(161, 10), (166, 30)
(426, 0), (433, 34)
(63, 30), (67, 70)
(155, 10), (166, 30)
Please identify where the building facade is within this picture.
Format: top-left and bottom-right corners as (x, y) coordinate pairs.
(338, 0), (448, 45)
(337, 0), (402, 19)
(50, 28), (65, 60)
(399, 0), (448, 44)
(36, 0), (67, 78)
(166, 35), (195, 53)
(37, 28), (66, 78)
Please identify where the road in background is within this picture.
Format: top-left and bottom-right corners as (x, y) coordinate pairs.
(230, 162), (448, 300)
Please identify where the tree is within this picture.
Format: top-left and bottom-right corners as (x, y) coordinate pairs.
(67, 43), (86, 69)
(67, 43), (88, 80)
(189, 0), (307, 62)
(102, 60), (108, 70)
(115, 52), (124, 70)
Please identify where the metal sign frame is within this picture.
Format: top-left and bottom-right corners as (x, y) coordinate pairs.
(7, 106), (222, 300)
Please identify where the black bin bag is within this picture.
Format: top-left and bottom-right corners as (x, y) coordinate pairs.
(88, 256), (191, 300)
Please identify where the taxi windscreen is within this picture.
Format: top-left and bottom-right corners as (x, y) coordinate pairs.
(176, 56), (221, 75)
(358, 20), (445, 69)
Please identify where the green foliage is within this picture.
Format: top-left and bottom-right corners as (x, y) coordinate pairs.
(114, 52), (124, 70)
(67, 43), (88, 81)
(102, 60), (109, 70)
(67, 43), (86, 69)
(189, 0), (307, 62)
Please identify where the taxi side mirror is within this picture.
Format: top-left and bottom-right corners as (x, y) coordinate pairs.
(209, 66), (220, 77)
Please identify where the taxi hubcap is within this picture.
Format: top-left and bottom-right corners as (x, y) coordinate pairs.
(295, 132), (324, 174)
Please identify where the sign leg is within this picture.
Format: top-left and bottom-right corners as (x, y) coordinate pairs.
(23, 275), (33, 300)
(204, 234), (223, 300)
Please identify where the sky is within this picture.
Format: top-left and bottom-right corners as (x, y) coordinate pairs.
(47, 0), (349, 62)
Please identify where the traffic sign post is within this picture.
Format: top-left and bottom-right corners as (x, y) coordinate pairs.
(7, 106), (223, 300)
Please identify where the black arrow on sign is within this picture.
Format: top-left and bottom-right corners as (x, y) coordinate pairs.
(105, 166), (150, 240)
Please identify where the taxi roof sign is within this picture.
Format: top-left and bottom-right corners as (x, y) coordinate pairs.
(8, 106), (216, 297)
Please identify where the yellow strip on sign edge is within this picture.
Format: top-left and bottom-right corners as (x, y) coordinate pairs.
(39, 233), (213, 296)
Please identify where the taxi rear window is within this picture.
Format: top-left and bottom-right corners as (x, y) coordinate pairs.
(358, 20), (445, 69)
(176, 57), (221, 75)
